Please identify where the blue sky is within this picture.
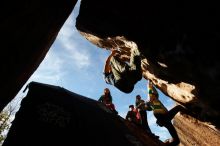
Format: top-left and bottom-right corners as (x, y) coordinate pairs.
(13, 1), (175, 141)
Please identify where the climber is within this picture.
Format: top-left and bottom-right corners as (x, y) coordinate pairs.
(98, 88), (118, 115)
(125, 105), (141, 126)
(146, 80), (186, 146)
(103, 43), (142, 93)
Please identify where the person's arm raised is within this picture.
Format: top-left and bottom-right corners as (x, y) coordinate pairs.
(103, 50), (118, 73)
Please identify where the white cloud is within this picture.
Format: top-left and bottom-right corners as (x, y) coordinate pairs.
(57, 14), (91, 70)
(30, 51), (65, 84)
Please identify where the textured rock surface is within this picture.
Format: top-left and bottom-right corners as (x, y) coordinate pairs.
(1, 0), (220, 144)
(3, 82), (164, 146)
(76, 0), (220, 127)
(174, 114), (220, 146)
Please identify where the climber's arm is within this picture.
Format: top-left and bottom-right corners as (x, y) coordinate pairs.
(103, 50), (119, 74)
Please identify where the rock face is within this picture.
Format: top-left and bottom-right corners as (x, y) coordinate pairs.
(3, 82), (164, 146)
(1, 0), (220, 145)
(76, 0), (220, 127)
(174, 114), (220, 146)
(0, 0), (77, 111)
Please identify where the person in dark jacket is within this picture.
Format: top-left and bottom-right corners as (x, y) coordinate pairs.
(135, 95), (151, 133)
(135, 95), (159, 139)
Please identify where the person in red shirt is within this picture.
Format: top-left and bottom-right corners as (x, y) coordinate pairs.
(125, 105), (141, 126)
